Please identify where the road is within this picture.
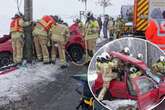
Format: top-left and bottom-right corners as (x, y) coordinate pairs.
(30, 64), (87, 110)
(30, 39), (109, 110)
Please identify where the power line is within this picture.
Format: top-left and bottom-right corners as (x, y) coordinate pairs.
(13, 0), (23, 13)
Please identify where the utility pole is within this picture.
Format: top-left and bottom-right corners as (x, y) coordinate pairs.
(24, 0), (33, 63)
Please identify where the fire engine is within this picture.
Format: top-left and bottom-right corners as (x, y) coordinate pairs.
(133, 0), (165, 35)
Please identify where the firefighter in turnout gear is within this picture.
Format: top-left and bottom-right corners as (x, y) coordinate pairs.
(74, 18), (85, 36)
(129, 66), (143, 79)
(49, 18), (69, 68)
(10, 13), (30, 65)
(114, 16), (125, 39)
(85, 12), (99, 62)
(152, 56), (165, 76)
(108, 17), (114, 40)
(96, 56), (102, 74)
(98, 52), (118, 101)
(33, 15), (55, 64)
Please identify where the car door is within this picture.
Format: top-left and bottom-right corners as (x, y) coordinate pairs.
(110, 80), (128, 99)
(132, 76), (159, 110)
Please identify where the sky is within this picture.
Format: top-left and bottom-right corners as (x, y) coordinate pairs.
(0, 0), (133, 36)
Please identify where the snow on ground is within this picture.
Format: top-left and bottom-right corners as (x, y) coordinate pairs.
(102, 99), (137, 110)
(0, 62), (61, 102)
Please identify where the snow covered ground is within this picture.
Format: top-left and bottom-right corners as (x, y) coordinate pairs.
(0, 62), (62, 106)
(102, 99), (137, 110)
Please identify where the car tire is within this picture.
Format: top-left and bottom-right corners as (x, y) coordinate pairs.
(0, 52), (12, 67)
(68, 44), (84, 62)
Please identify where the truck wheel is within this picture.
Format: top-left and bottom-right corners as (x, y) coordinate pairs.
(68, 45), (84, 62)
(0, 53), (12, 67)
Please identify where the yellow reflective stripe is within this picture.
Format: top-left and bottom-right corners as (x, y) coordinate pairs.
(135, 0), (149, 31)
(10, 19), (23, 32)
(137, 0), (148, 13)
(138, 0), (145, 7)
(137, 21), (148, 31)
(40, 19), (51, 28)
(138, 4), (149, 16)
(84, 98), (93, 106)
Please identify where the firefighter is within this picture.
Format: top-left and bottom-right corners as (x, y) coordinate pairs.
(114, 16), (125, 39)
(108, 17), (114, 40)
(103, 15), (109, 39)
(33, 15), (55, 64)
(75, 18), (85, 36)
(96, 56), (102, 74)
(97, 16), (102, 38)
(129, 66), (143, 79)
(152, 56), (165, 76)
(145, 10), (165, 51)
(10, 13), (30, 65)
(49, 18), (69, 68)
(85, 12), (99, 62)
(98, 52), (118, 101)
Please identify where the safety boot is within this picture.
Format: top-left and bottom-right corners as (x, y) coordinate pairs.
(60, 64), (68, 69)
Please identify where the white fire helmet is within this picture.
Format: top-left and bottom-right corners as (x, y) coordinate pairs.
(137, 53), (143, 60)
(130, 67), (137, 73)
(101, 52), (111, 60)
(160, 56), (165, 62)
(123, 47), (130, 55)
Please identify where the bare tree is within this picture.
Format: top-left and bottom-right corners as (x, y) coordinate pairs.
(78, 0), (87, 11)
(97, 0), (112, 15)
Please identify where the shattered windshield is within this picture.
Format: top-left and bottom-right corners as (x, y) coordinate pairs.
(145, 69), (162, 84)
(137, 77), (156, 95)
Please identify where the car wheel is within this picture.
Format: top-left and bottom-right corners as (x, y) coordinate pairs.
(68, 45), (84, 62)
(0, 53), (12, 67)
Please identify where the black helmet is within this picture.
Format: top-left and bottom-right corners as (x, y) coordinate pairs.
(87, 12), (93, 18)
(75, 18), (81, 23)
(12, 13), (21, 19)
(96, 56), (101, 62)
(53, 15), (59, 22)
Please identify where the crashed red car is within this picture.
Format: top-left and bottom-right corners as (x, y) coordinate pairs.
(65, 23), (85, 62)
(92, 51), (165, 110)
(0, 35), (13, 67)
(0, 23), (85, 67)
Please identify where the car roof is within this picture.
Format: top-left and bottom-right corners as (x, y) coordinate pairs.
(110, 51), (147, 71)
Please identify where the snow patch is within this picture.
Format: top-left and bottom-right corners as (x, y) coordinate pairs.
(0, 62), (61, 102)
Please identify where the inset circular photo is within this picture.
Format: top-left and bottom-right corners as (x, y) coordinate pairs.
(88, 38), (165, 110)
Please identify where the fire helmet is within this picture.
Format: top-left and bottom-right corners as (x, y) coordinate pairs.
(160, 56), (165, 62)
(137, 53), (143, 60)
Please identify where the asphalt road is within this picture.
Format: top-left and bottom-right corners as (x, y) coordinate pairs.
(30, 64), (88, 110)
(29, 39), (109, 110)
